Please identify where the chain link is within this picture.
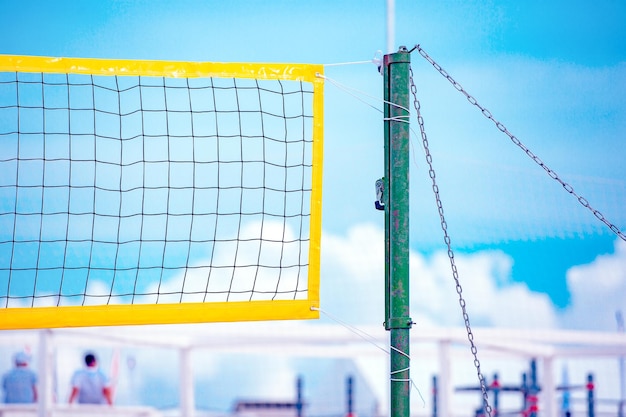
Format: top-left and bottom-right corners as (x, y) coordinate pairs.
(409, 68), (493, 417)
(413, 44), (626, 242)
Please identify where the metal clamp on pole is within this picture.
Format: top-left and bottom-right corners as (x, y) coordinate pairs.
(384, 316), (414, 330)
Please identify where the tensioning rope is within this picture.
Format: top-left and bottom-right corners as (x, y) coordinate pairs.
(311, 306), (426, 407)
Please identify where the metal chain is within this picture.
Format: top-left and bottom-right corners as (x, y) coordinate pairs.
(413, 44), (626, 242)
(409, 68), (493, 417)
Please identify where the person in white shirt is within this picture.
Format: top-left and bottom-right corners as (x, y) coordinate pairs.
(2, 351), (37, 403)
(68, 352), (112, 405)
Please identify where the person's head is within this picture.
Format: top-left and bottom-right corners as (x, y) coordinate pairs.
(14, 351), (30, 367)
(84, 353), (97, 368)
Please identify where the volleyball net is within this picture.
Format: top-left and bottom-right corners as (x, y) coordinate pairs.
(0, 55), (324, 329)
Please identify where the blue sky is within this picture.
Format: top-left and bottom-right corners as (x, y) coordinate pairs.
(1, 0), (625, 326)
(1, 1), (625, 414)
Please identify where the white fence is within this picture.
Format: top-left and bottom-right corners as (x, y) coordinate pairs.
(0, 405), (161, 417)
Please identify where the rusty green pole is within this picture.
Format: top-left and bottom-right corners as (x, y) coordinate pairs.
(383, 47), (412, 417)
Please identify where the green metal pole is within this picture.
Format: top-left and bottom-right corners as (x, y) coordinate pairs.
(383, 47), (412, 417)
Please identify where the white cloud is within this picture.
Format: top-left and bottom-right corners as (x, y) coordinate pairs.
(83, 280), (113, 306)
(413, 250), (557, 329)
(320, 223), (559, 330)
(320, 223), (385, 325)
(142, 220), (308, 303)
(321, 224), (626, 333)
(560, 239), (626, 330)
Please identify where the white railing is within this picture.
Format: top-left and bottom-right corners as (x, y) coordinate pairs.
(0, 405), (162, 417)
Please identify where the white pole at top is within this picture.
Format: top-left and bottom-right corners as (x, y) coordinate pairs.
(386, 0), (395, 53)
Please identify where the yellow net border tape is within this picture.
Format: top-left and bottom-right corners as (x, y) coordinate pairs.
(0, 54), (323, 82)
